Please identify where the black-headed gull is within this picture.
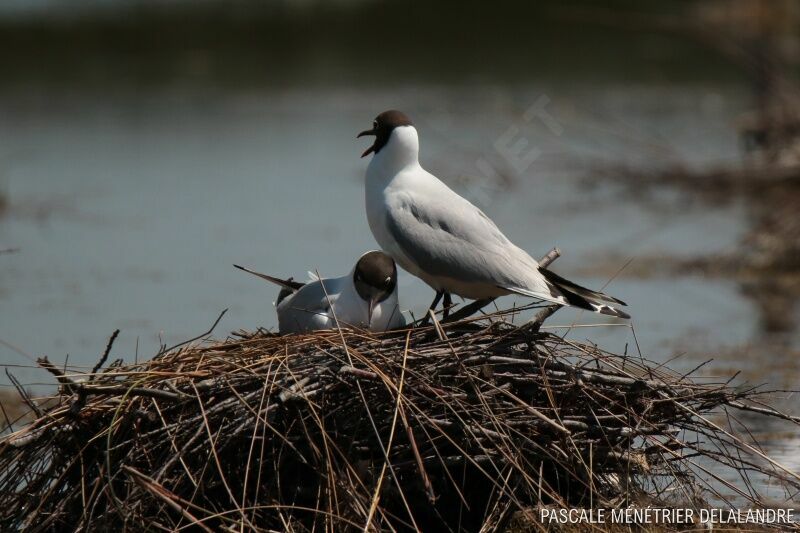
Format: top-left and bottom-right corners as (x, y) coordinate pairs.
(358, 110), (629, 319)
(235, 251), (406, 333)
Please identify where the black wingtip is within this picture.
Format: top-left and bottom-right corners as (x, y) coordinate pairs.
(539, 267), (628, 307)
(596, 305), (630, 319)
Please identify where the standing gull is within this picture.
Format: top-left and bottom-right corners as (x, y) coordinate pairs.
(235, 251), (406, 334)
(358, 110), (629, 319)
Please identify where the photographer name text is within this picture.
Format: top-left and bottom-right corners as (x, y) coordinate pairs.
(540, 507), (794, 525)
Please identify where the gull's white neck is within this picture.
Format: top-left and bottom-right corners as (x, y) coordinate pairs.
(366, 126), (420, 185)
(363, 125), (423, 277)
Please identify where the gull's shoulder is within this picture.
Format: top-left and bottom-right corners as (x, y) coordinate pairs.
(281, 274), (346, 310)
(389, 166), (468, 205)
(385, 179), (510, 250)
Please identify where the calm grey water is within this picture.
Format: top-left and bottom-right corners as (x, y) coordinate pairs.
(0, 82), (797, 497)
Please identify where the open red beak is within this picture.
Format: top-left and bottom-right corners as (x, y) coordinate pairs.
(358, 129), (376, 158)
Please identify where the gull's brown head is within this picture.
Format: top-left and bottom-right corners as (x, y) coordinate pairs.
(357, 110), (413, 158)
(352, 250), (398, 324)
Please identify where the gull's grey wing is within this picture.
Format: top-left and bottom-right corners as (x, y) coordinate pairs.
(384, 193), (629, 317)
(276, 280), (337, 333)
(385, 190), (538, 288)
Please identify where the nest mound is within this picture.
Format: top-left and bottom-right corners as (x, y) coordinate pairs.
(1, 308), (798, 532)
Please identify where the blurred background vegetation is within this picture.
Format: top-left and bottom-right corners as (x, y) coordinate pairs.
(0, 1), (766, 86)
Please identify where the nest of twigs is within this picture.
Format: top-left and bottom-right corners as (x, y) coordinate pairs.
(1, 306), (799, 532)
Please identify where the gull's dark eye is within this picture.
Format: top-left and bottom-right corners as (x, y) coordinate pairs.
(373, 121), (378, 129)
(384, 276), (392, 287)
